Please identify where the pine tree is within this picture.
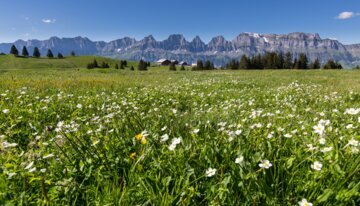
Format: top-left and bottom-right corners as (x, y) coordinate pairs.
(169, 63), (177, 71)
(298, 53), (308, 69)
(204, 60), (212, 70)
(138, 60), (148, 71)
(239, 55), (250, 69)
(130, 66), (134, 71)
(284, 52), (293, 69)
(101, 62), (109, 68)
(46, 49), (54, 58)
(115, 63), (119, 69)
(120, 64), (125, 69)
(293, 58), (299, 69)
(33, 47), (41, 58)
(323, 60), (342, 69)
(22, 46), (29, 57)
(196, 60), (204, 70)
(251, 54), (263, 69)
(93, 59), (98, 68)
(278, 52), (285, 69)
(312, 58), (321, 69)
(10, 45), (19, 56)
(180, 65), (186, 71)
(227, 59), (239, 70)
(57, 53), (64, 59)
(71, 51), (76, 56)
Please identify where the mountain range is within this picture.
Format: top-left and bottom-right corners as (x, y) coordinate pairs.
(1, 32), (360, 67)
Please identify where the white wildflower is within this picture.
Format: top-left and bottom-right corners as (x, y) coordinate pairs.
(205, 168), (217, 177)
(313, 124), (325, 136)
(160, 134), (169, 142)
(235, 156), (244, 164)
(348, 138), (359, 147)
(319, 138), (326, 145)
(344, 108), (360, 115)
(298, 198), (313, 206)
(259, 160), (272, 169)
(311, 161), (323, 171)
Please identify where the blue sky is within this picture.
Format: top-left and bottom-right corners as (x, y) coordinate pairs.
(1, 0), (360, 44)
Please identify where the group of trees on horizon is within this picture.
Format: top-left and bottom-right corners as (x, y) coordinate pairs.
(226, 52), (342, 70)
(138, 60), (151, 71)
(87, 59), (110, 69)
(192, 60), (216, 71)
(9, 45), (75, 59)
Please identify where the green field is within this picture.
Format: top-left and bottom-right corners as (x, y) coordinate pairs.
(0, 56), (360, 205)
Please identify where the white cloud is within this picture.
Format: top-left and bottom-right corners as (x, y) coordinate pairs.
(336, 11), (360, 20)
(42, 19), (56, 24)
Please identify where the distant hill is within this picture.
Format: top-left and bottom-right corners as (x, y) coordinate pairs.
(1, 32), (360, 67)
(0, 55), (127, 70)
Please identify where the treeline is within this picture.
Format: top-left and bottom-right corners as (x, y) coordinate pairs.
(8, 45), (76, 59)
(226, 52), (342, 70)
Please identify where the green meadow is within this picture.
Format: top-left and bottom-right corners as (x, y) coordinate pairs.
(0, 55), (360, 205)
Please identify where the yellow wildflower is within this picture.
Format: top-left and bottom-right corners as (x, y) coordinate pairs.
(130, 152), (136, 160)
(141, 137), (147, 145)
(135, 133), (143, 140)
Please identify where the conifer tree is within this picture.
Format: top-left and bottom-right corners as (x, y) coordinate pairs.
(138, 59), (148, 71)
(204, 60), (212, 70)
(298, 53), (308, 69)
(46, 49), (54, 58)
(323, 60), (342, 69)
(196, 60), (204, 70)
(93, 59), (98, 68)
(169, 63), (177, 71)
(10, 45), (19, 56)
(33, 47), (41, 58)
(239, 55), (250, 69)
(115, 63), (119, 69)
(57, 53), (64, 59)
(22, 46), (29, 57)
(293, 58), (299, 69)
(284, 52), (293, 69)
(311, 58), (321, 69)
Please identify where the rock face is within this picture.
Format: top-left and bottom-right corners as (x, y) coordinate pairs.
(1, 32), (359, 67)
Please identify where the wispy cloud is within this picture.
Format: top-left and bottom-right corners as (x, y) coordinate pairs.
(336, 11), (360, 20)
(42, 19), (56, 24)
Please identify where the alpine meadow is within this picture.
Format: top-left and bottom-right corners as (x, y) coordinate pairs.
(1, 0), (360, 205)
